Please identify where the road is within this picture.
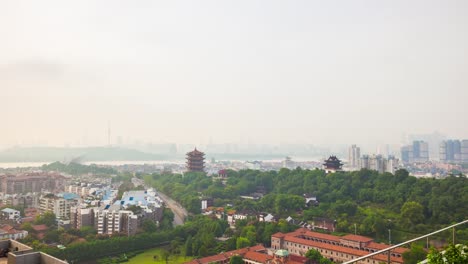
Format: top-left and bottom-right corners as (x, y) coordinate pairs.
(156, 191), (188, 226)
(132, 176), (188, 226)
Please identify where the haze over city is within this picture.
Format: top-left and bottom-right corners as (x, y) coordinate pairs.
(2, 0), (468, 149)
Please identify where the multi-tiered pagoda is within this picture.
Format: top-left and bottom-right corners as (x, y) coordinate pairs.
(186, 148), (205, 172)
(323, 156), (343, 173)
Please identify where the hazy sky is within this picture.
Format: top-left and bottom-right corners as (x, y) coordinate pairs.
(1, 0), (467, 148)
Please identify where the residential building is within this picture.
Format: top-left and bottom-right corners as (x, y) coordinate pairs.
(401, 141), (429, 163)
(348, 145), (361, 169)
(440, 139), (468, 163)
(201, 198), (214, 211)
(39, 193), (79, 220)
(439, 140), (461, 162)
(271, 228), (407, 264)
(0, 172), (66, 195)
(0, 225), (28, 240)
(70, 207), (95, 229)
(463, 140), (468, 162)
(1, 208), (20, 220)
(360, 155), (399, 174)
(94, 205), (138, 236)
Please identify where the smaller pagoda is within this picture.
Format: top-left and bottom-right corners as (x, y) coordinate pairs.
(186, 148), (205, 172)
(323, 156), (343, 173)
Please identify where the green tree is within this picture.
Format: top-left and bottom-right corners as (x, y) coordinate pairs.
(142, 219), (158, 233)
(160, 249), (170, 264)
(230, 255), (243, 264)
(236, 237), (250, 249)
(185, 235), (193, 256)
(35, 211), (56, 227)
(427, 244), (468, 264)
(403, 244), (427, 264)
(400, 201), (424, 228)
(305, 249), (322, 262)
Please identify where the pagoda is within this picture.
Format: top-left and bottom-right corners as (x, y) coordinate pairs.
(323, 156), (343, 173)
(186, 148), (205, 172)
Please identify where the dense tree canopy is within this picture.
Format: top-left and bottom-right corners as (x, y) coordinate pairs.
(144, 168), (468, 243)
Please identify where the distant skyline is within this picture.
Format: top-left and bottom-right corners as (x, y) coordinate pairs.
(2, 1), (468, 148)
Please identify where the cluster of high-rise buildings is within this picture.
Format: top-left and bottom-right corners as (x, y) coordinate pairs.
(348, 145), (399, 174)
(349, 139), (468, 174)
(401, 141), (429, 163)
(439, 139), (468, 163)
(401, 139), (468, 164)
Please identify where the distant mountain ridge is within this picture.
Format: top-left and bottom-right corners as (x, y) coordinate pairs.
(0, 146), (169, 162)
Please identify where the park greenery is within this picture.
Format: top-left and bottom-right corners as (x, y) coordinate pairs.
(144, 168), (468, 243)
(26, 163), (467, 264)
(42, 161), (117, 175)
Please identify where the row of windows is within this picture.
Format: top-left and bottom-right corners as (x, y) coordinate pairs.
(286, 242), (387, 264)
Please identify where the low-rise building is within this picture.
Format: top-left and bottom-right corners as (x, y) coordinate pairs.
(185, 245), (309, 264)
(271, 228), (407, 264)
(0, 225), (28, 240)
(0, 239), (67, 264)
(1, 208), (20, 220)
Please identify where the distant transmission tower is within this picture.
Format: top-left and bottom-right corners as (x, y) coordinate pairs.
(107, 121), (111, 147)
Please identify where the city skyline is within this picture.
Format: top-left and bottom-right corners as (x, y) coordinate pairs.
(2, 1), (468, 148)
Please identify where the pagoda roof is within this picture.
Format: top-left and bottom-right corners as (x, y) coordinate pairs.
(186, 148), (205, 155)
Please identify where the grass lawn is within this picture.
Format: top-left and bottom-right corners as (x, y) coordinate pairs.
(127, 248), (193, 264)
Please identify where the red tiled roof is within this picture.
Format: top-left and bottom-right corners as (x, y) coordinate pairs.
(367, 242), (407, 254)
(195, 254), (227, 264)
(341, 234), (373, 242)
(1, 225), (14, 231)
(289, 255), (308, 263)
(284, 235), (404, 263)
(272, 232), (285, 238)
(184, 245), (268, 264)
(32, 224), (48, 232)
(299, 230), (341, 242)
(249, 245), (267, 252)
(244, 251), (273, 263)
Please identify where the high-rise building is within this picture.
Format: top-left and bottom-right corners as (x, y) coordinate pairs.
(401, 141), (429, 163)
(39, 194), (78, 220)
(348, 145), (361, 169)
(462, 140), (468, 163)
(186, 148), (205, 172)
(400, 145), (413, 163)
(94, 205), (138, 236)
(70, 207), (95, 229)
(360, 155), (399, 174)
(439, 139), (468, 163)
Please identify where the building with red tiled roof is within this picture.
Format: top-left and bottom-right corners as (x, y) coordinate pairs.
(184, 245), (309, 264)
(271, 228), (407, 264)
(0, 224), (28, 240)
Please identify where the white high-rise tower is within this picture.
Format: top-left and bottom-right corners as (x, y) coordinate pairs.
(348, 144), (361, 169)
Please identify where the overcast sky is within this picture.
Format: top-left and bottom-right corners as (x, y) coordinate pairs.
(1, 0), (467, 148)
